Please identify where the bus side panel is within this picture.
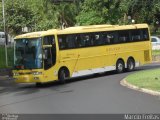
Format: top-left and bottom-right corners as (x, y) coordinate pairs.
(107, 41), (151, 68)
(70, 46), (116, 77)
(58, 49), (79, 76)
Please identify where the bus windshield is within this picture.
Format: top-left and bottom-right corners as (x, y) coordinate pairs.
(14, 38), (42, 69)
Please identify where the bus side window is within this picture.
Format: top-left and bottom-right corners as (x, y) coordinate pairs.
(75, 35), (81, 48)
(107, 32), (118, 44)
(58, 35), (67, 49)
(118, 30), (130, 43)
(58, 34), (77, 49)
(84, 34), (91, 47)
(79, 34), (90, 47)
(101, 33), (110, 45)
(66, 34), (76, 49)
(92, 33), (101, 46)
(131, 30), (142, 42)
(142, 29), (149, 40)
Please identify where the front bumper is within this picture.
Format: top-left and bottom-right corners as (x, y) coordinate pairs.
(14, 75), (44, 83)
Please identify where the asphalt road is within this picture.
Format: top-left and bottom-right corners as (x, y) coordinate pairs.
(0, 63), (160, 114)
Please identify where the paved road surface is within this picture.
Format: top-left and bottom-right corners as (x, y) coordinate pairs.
(0, 63), (160, 113)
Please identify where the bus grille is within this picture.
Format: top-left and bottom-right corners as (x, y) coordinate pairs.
(144, 50), (150, 61)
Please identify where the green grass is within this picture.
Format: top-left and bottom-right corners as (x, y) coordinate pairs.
(152, 50), (160, 56)
(0, 46), (6, 68)
(0, 46), (14, 68)
(7, 47), (14, 66)
(126, 68), (160, 92)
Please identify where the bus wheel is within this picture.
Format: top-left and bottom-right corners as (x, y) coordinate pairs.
(116, 60), (125, 73)
(58, 68), (69, 84)
(127, 58), (135, 72)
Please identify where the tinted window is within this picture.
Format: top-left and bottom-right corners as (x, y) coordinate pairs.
(118, 30), (130, 43)
(106, 32), (118, 44)
(43, 36), (55, 45)
(58, 34), (78, 49)
(89, 32), (105, 46)
(58, 28), (149, 50)
(101, 33), (110, 45)
(130, 30), (141, 41)
(66, 35), (77, 48)
(142, 28), (149, 40)
(79, 34), (91, 47)
(58, 35), (67, 49)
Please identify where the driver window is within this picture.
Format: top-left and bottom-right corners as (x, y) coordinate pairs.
(43, 36), (56, 70)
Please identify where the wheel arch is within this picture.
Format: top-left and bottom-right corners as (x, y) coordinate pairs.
(127, 56), (135, 65)
(58, 66), (70, 79)
(127, 56), (135, 62)
(116, 58), (125, 65)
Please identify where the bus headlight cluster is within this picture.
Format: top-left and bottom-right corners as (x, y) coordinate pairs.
(32, 72), (42, 75)
(13, 73), (19, 76)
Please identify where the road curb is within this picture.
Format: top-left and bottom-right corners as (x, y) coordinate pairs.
(120, 79), (160, 96)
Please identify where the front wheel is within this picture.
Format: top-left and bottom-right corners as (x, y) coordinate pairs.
(116, 60), (125, 73)
(58, 69), (69, 84)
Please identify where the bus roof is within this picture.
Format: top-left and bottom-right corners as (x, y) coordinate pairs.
(14, 29), (58, 39)
(14, 24), (149, 39)
(58, 24), (149, 34)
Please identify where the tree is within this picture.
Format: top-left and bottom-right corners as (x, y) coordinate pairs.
(76, 0), (107, 25)
(76, 0), (127, 25)
(1, 0), (160, 35)
(4, 0), (35, 34)
(0, 2), (3, 31)
(43, 0), (80, 28)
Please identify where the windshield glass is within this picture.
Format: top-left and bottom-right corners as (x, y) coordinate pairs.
(14, 38), (42, 69)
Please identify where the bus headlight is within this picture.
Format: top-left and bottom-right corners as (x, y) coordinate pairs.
(32, 72), (42, 75)
(13, 73), (19, 76)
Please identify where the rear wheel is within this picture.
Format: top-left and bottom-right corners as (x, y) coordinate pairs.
(127, 58), (135, 72)
(58, 68), (69, 84)
(116, 60), (125, 73)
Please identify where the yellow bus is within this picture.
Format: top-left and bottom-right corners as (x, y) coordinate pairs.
(13, 24), (152, 85)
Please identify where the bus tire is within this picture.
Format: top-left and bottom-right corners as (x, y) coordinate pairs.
(58, 68), (69, 84)
(127, 58), (135, 72)
(116, 59), (125, 73)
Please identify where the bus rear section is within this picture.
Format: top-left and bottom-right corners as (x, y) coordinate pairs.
(57, 24), (151, 79)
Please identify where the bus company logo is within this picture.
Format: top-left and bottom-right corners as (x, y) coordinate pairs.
(2, 114), (19, 120)
(108, 47), (120, 51)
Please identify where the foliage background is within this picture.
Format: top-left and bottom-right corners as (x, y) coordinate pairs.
(0, 0), (160, 35)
